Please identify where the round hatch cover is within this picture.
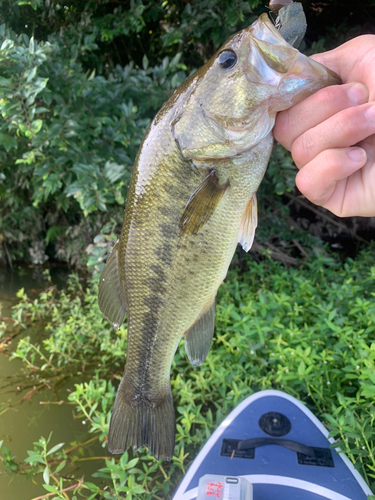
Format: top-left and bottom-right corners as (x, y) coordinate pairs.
(259, 411), (291, 437)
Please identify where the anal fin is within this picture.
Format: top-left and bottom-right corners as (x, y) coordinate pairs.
(238, 193), (258, 252)
(98, 241), (127, 329)
(184, 297), (216, 366)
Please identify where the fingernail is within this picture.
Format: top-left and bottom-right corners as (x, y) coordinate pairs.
(347, 83), (368, 105)
(348, 147), (366, 161)
(365, 105), (375, 124)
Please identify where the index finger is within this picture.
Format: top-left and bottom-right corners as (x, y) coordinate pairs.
(273, 82), (369, 150)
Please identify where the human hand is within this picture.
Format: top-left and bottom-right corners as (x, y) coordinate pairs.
(274, 35), (375, 217)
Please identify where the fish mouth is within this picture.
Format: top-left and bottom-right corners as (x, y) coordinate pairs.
(284, 52), (340, 87)
(248, 12), (341, 110)
(274, 52), (341, 109)
(248, 14), (341, 103)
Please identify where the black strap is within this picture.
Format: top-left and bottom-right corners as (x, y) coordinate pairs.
(237, 438), (315, 457)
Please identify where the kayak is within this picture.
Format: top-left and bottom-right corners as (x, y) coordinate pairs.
(172, 390), (372, 500)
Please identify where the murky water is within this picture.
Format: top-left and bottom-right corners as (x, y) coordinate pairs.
(0, 265), (104, 500)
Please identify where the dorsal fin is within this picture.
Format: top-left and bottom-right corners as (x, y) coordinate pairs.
(238, 193), (258, 252)
(184, 297), (216, 366)
(98, 241), (127, 329)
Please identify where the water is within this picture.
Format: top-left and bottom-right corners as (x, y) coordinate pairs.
(0, 265), (104, 500)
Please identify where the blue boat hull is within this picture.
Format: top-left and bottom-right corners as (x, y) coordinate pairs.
(172, 390), (372, 500)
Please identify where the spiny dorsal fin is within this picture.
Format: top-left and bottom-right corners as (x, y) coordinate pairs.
(184, 297), (216, 366)
(180, 170), (228, 235)
(98, 241), (127, 329)
(238, 193), (258, 252)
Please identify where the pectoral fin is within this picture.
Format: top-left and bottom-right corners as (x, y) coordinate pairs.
(184, 297), (216, 366)
(238, 193), (258, 252)
(180, 170), (228, 235)
(98, 241), (127, 329)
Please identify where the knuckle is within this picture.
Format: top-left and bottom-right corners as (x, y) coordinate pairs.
(312, 84), (343, 109)
(332, 114), (348, 138)
(273, 111), (292, 147)
(295, 170), (321, 205)
(332, 106), (365, 142)
(319, 149), (340, 174)
(291, 133), (312, 167)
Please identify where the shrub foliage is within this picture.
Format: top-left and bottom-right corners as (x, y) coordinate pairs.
(2, 0), (373, 263)
(0, 0), (266, 263)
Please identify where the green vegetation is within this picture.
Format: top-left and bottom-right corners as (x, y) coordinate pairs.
(1, 0), (371, 265)
(1, 247), (375, 498)
(0, 0), (265, 264)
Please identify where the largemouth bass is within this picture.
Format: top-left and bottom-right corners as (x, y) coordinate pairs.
(98, 10), (339, 461)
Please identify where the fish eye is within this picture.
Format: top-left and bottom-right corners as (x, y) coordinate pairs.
(217, 50), (237, 70)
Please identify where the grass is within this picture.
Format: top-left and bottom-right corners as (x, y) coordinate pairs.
(1, 245), (375, 499)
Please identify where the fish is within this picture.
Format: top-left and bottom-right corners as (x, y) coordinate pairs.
(98, 8), (340, 461)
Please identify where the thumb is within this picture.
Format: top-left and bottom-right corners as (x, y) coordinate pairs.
(309, 35), (375, 85)
(310, 50), (346, 80)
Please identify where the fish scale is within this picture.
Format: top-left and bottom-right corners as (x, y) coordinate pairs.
(98, 7), (340, 460)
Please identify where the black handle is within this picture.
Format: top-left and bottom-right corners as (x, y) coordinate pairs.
(237, 437), (315, 457)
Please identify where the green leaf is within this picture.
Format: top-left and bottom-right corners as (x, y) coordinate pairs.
(26, 66), (37, 82)
(19, 0), (43, 8)
(142, 54), (149, 70)
(45, 226), (67, 245)
(35, 107), (49, 114)
(54, 459), (66, 473)
(24, 453), (45, 465)
(126, 458), (139, 469)
(43, 465), (50, 485)
(323, 413), (338, 427)
(31, 119), (43, 135)
(46, 442), (65, 456)
(84, 482), (100, 492)
(29, 36), (35, 54)
(0, 133), (17, 152)
(43, 484), (58, 493)
(297, 360), (306, 376)
(0, 76), (12, 87)
(0, 39), (14, 51)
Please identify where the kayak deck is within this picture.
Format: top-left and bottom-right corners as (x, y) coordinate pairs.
(172, 390), (372, 500)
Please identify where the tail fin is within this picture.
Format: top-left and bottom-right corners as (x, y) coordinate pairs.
(108, 377), (175, 461)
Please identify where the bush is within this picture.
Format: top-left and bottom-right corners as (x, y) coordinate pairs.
(0, 23), (188, 263)
(0, 0), (266, 264)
